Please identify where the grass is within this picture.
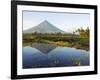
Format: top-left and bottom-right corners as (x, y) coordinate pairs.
(23, 33), (89, 51)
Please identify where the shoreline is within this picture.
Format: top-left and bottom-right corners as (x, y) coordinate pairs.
(23, 42), (89, 51)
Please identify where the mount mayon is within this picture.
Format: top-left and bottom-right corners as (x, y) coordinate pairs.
(23, 20), (67, 34)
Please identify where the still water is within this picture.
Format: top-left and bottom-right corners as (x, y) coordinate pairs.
(23, 44), (89, 69)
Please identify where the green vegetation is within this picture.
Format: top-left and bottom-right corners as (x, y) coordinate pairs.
(23, 27), (90, 51)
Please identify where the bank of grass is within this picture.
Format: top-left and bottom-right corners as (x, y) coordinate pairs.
(23, 33), (89, 51)
(49, 41), (72, 47)
(23, 40), (89, 51)
(48, 41), (89, 51)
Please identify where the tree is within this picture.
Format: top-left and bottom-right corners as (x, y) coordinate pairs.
(75, 27), (90, 38)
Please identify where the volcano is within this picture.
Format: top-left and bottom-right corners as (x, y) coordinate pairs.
(23, 20), (66, 34)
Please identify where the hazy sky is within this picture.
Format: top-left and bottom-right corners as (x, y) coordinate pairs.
(23, 11), (90, 33)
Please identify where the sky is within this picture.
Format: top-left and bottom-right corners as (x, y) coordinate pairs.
(23, 11), (90, 33)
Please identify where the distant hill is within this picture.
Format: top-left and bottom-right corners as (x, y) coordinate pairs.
(23, 20), (66, 34)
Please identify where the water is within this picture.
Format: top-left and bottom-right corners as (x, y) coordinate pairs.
(23, 43), (89, 69)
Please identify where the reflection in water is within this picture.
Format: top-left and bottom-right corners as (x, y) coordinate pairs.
(31, 43), (57, 53)
(23, 43), (89, 69)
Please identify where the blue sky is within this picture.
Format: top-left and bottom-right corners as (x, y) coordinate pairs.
(23, 11), (90, 33)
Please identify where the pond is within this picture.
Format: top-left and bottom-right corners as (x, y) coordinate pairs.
(23, 43), (89, 69)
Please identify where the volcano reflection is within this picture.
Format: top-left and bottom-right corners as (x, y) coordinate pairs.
(23, 43), (89, 69)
